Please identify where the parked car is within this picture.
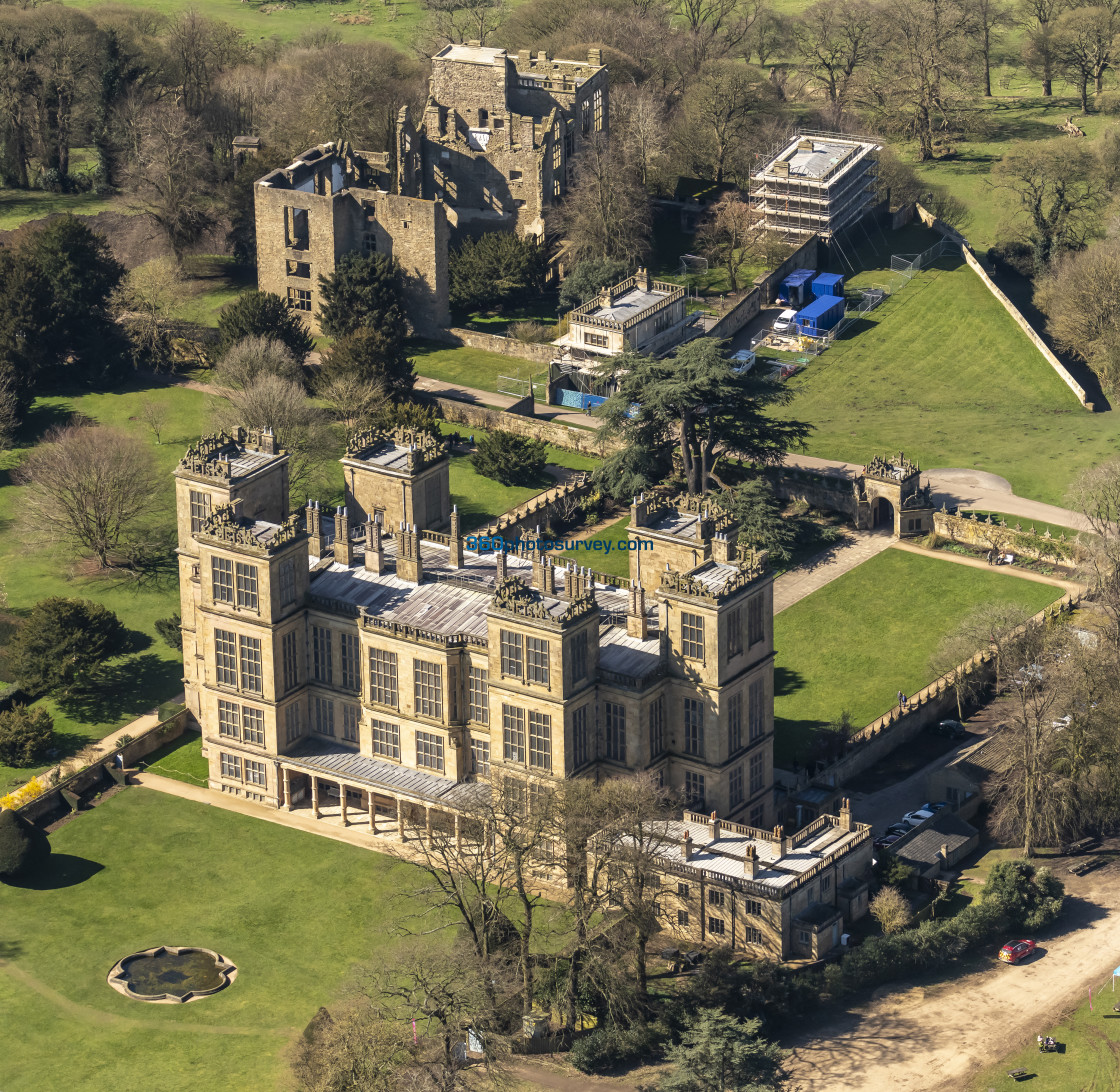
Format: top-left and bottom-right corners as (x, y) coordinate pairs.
(873, 834), (904, 849)
(920, 801), (950, 812)
(772, 308), (798, 332)
(999, 939), (1037, 965)
(901, 809), (935, 827)
(885, 823), (911, 837)
(933, 719), (968, 739)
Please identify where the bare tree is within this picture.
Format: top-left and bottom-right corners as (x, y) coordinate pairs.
(930, 629), (986, 720)
(1019, 0), (1070, 96)
(963, 0), (1015, 96)
(0, 372), (18, 450)
(16, 423), (159, 568)
(957, 600), (1036, 694)
(112, 257), (186, 371)
(211, 375), (334, 498)
(420, 0), (509, 49)
(138, 399), (169, 445)
(1052, 5), (1120, 111)
(869, 886), (911, 933)
(794, 0), (884, 123)
(216, 335), (305, 390)
(1070, 457), (1120, 649)
(610, 82), (669, 189)
(696, 194), (765, 292)
(316, 370), (389, 433)
(549, 136), (651, 264)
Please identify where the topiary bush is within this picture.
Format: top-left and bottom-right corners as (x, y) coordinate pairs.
(0, 808), (50, 881)
(471, 430), (548, 486)
(155, 615), (183, 651)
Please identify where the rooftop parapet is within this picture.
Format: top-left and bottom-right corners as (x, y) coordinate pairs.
(177, 428), (285, 482)
(659, 557), (769, 603)
(344, 426), (448, 473)
(489, 575), (597, 627)
(863, 452), (921, 483)
(196, 503), (304, 555)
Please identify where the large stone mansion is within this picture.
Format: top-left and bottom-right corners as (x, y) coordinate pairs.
(253, 44), (609, 335)
(173, 426), (870, 959)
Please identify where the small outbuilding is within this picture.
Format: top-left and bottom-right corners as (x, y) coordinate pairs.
(794, 295), (845, 336)
(812, 272), (845, 298)
(781, 268), (816, 307)
(888, 812), (980, 881)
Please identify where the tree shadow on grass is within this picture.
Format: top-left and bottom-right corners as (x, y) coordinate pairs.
(0, 940), (23, 958)
(775, 666), (807, 698)
(6, 854), (104, 890)
(58, 653), (183, 724)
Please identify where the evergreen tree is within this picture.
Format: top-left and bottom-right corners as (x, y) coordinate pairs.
(660, 1008), (790, 1092)
(0, 809), (51, 881)
(317, 252), (410, 345)
(449, 232), (546, 312)
(9, 597), (129, 697)
(558, 257), (630, 310)
(719, 479), (798, 561)
(0, 705), (55, 767)
(319, 327), (414, 401)
(216, 291), (315, 362)
(471, 430), (548, 486)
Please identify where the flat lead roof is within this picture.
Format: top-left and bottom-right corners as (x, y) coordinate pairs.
(437, 44), (506, 64)
(586, 286), (669, 322)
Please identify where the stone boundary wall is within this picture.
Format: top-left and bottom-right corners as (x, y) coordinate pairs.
(478, 474), (596, 540)
(804, 592), (1080, 790)
(423, 394), (614, 456)
(769, 466), (860, 524)
(17, 710), (191, 826)
(429, 326), (556, 365)
(753, 235), (822, 304)
(708, 288), (762, 341)
(913, 203), (1091, 410)
(932, 511), (1083, 566)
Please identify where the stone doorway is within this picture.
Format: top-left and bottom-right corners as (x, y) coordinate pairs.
(872, 497), (895, 533)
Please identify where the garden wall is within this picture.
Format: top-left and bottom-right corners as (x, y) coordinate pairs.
(425, 395), (614, 457)
(17, 709), (191, 826)
(769, 465), (861, 525)
(913, 203), (1090, 410)
(753, 235), (822, 303)
(932, 511), (1083, 566)
(431, 326), (556, 365)
(707, 288), (762, 340)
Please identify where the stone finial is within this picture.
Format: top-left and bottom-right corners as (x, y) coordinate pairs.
(495, 548), (507, 583)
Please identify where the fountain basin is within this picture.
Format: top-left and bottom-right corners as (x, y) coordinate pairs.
(107, 946), (237, 1004)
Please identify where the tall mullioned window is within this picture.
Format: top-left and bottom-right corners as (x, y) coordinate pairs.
(282, 630), (299, 692)
(416, 731), (444, 772)
(241, 705), (265, 746)
(340, 633), (360, 692)
(371, 719), (400, 760)
(414, 660), (444, 720)
(572, 705), (589, 768)
(244, 758), (267, 787)
(729, 764), (744, 808)
(528, 711), (552, 771)
(727, 607), (743, 657)
(500, 630), (523, 678)
(750, 751), (765, 794)
(214, 628), (237, 687)
(189, 490), (211, 533)
(238, 635), (263, 694)
(748, 595), (764, 647)
(278, 559), (296, 606)
(314, 696), (335, 737)
(471, 737), (490, 776)
(235, 562), (259, 610)
(312, 626), (333, 683)
(749, 678), (765, 741)
(503, 704), (526, 763)
(684, 770), (706, 811)
(728, 691), (743, 753)
(211, 558), (234, 604)
(571, 631), (588, 682)
(468, 667), (489, 724)
(684, 698), (704, 756)
(341, 704), (359, 743)
(604, 702), (626, 763)
(525, 636), (550, 686)
(369, 649), (398, 707)
(285, 703), (302, 743)
(648, 695), (665, 758)
(681, 612), (705, 660)
(220, 753), (241, 780)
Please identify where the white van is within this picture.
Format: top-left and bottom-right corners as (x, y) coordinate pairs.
(772, 309), (798, 333)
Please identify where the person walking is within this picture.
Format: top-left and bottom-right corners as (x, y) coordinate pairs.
(986, 550), (993, 565)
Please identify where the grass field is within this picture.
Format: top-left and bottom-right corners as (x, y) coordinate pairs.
(411, 340), (547, 397)
(0, 787), (456, 1092)
(773, 549), (1060, 767)
(970, 983), (1120, 1090)
(142, 731), (209, 786)
(774, 246), (1120, 508)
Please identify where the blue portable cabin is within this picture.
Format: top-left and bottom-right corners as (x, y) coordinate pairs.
(781, 268), (816, 307)
(812, 272), (845, 298)
(794, 294), (846, 336)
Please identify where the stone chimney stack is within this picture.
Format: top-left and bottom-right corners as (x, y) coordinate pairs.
(627, 580), (648, 639)
(449, 504), (463, 568)
(839, 797), (852, 831)
(630, 493), (649, 528)
(306, 500), (328, 559)
(334, 506), (353, 566)
(495, 547), (507, 583)
(711, 532), (735, 564)
(772, 824), (785, 858)
(682, 828), (692, 862)
(599, 285), (612, 309)
(939, 843), (950, 867)
(395, 522), (424, 584)
(744, 844), (758, 880)
(708, 811), (721, 841)
(637, 266), (652, 292)
(364, 516), (384, 573)
(588, 47), (602, 65)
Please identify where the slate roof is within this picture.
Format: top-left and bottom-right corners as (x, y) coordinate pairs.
(891, 812), (978, 870)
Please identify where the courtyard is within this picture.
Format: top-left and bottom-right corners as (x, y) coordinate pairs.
(0, 788), (455, 1092)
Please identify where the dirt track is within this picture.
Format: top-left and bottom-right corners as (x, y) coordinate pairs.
(785, 858), (1120, 1091)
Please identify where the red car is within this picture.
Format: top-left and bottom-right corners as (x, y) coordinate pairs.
(999, 939), (1037, 964)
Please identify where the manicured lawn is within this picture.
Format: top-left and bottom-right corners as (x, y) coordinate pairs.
(0, 381), (220, 789)
(558, 515), (632, 580)
(970, 982), (1120, 1090)
(172, 255), (255, 328)
(773, 251), (1120, 507)
(0, 188), (125, 231)
(411, 341), (546, 397)
(773, 549), (1060, 767)
(0, 788), (454, 1092)
(142, 731), (209, 787)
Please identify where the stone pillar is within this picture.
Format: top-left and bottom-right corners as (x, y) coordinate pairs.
(339, 784), (348, 827)
(495, 548), (507, 583)
(368, 792), (376, 832)
(425, 806), (433, 848)
(839, 797), (852, 831)
(397, 798), (406, 840)
(449, 504), (463, 568)
(311, 776), (320, 819)
(335, 507), (353, 566)
(682, 829), (693, 861)
(282, 767), (292, 810)
(627, 581), (648, 639)
(364, 516), (384, 574)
